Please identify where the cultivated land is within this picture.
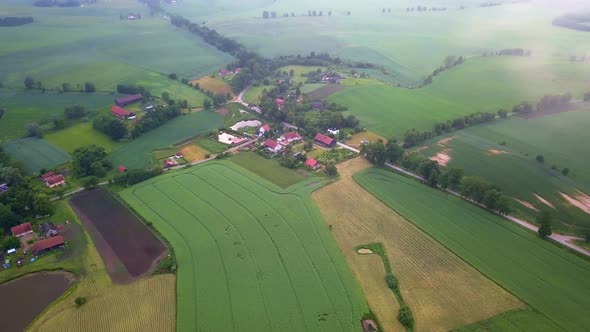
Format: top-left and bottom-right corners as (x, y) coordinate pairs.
(109, 111), (223, 169)
(121, 161), (367, 332)
(415, 109), (590, 234)
(313, 158), (521, 331)
(45, 122), (123, 154)
(2, 137), (71, 174)
(229, 152), (309, 188)
(328, 57), (590, 137)
(191, 76), (234, 96)
(356, 168), (590, 331)
(70, 189), (167, 283)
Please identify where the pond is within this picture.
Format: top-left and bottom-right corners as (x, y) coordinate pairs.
(0, 271), (76, 332)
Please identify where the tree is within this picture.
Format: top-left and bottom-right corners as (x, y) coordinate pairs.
(262, 11), (269, 19)
(497, 109), (508, 118)
(64, 105), (86, 119)
(72, 145), (111, 177)
(398, 305), (414, 328)
(84, 82), (96, 93)
(203, 99), (212, 109)
(61, 82), (71, 92)
(271, 11), (277, 18)
(0, 166), (23, 185)
(33, 193), (53, 216)
(325, 163), (338, 176)
(537, 211), (552, 237)
(24, 76), (35, 89)
(168, 73), (177, 80)
(0, 205), (20, 233)
(27, 123), (43, 138)
(584, 91), (590, 102)
(483, 189), (502, 210)
(385, 273), (398, 289)
(81, 176), (99, 189)
(562, 168), (570, 176)
(161, 91), (170, 101)
(459, 176), (493, 203)
(2, 236), (21, 250)
(385, 141), (403, 163)
(75, 297), (87, 307)
(496, 195), (513, 215)
(536, 154), (544, 163)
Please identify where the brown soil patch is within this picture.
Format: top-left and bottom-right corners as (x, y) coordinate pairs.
(430, 149), (452, 166)
(0, 271), (77, 332)
(488, 149), (506, 155)
(437, 135), (458, 147)
(191, 76), (234, 96)
(313, 158), (522, 331)
(347, 131), (386, 148)
(181, 144), (209, 162)
(357, 248), (374, 255)
(70, 189), (167, 284)
(514, 198), (540, 212)
(534, 194), (555, 209)
(306, 84), (346, 100)
(560, 191), (590, 215)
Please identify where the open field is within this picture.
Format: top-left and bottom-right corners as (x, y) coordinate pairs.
(313, 158), (521, 331)
(45, 122), (123, 153)
(230, 152), (309, 188)
(194, 136), (228, 154)
(121, 161), (368, 332)
(307, 84), (346, 100)
(456, 308), (563, 332)
(180, 144), (209, 162)
(0, 89), (116, 141)
(70, 189), (166, 283)
(191, 76), (234, 96)
(414, 108), (590, 234)
(329, 57), (590, 138)
(356, 168), (590, 331)
(0, 271), (76, 332)
(2, 137), (71, 174)
(109, 111), (223, 169)
(346, 131), (386, 148)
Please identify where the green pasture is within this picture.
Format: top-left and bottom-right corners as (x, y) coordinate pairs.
(2, 137), (71, 174)
(109, 111), (223, 169)
(121, 161), (367, 331)
(0, 89), (116, 142)
(356, 168), (590, 331)
(230, 152), (309, 188)
(415, 109), (590, 234)
(456, 308), (562, 332)
(329, 57), (590, 137)
(45, 122), (123, 154)
(243, 85), (268, 105)
(194, 137), (228, 154)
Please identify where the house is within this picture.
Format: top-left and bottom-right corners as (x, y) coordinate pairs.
(175, 152), (183, 159)
(275, 98), (286, 110)
(40, 221), (58, 238)
(11, 222), (33, 238)
(117, 165), (127, 173)
(218, 69), (232, 77)
(0, 183), (8, 193)
(32, 235), (65, 256)
(314, 133), (336, 147)
(264, 139), (283, 153)
(45, 175), (66, 188)
(327, 128), (340, 136)
(279, 131), (302, 144)
(40, 171), (56, 181)
(235, 68), (242, 74)
(304, 158), (321, 170)
(111, 106), (136, 120)
(115, 94), (143, 107)
(164, 160), (175, 168)
(258, 124), (271, 136)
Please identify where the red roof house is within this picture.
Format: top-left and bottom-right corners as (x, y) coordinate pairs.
(32, 235), (65, 255)
(175, 152), (183, 158)
(305, 158), (320, 170)
(45, 175), (66, 188)
(275, 98), (286, 109)
(117, 165), (127, 173)
(259, 124), (271, 136)
(264, 139), (282, 153)
(111, 106), (136, 120)
(40, 171), (56, 181)
(115, 94), (143, 107)
(314, 133), (336, 147)
(281, 131), (302, 144)
(11, 222), (33, 237)
(164, 160), (175, 168)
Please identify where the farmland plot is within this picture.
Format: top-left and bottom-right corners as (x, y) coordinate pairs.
(121, 161), (367, 332)
(2, 137), (71, 174)
(356, 168), (590, 331)
(313, 158), (521, 332)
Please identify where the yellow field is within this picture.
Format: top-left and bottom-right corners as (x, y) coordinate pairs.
(191, 76), (234, 96)
(346, 131), (386, 148)
(312, 158), (522, 331)
(28, 204), (175, 332)
(180, 144), (209, 162)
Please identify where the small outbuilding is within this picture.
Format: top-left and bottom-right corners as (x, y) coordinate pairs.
(117, 165), (127, 173)
(40, 221), (58, 238)
(11, 222), (33, 238)
(32, 235), (65, 255)
(305, 158), (321, 170)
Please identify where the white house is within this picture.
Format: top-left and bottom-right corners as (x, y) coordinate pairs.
(327, 128), (340, 136)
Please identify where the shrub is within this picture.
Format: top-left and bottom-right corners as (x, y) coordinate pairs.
(75, 297), (87, 307)
(562, 168), (570, 176)
(385, 273), (398, 289)
(398, 305), (414, 328)
(536, 154), (544, 163)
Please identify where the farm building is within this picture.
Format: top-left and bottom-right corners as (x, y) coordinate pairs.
(259, 124), (271, 136)
(175, 152), (183, 159)
(218, 69), (232, 76)
(45, 174), (66, 188)
(11, 222), (33, 238)
(314, 133), (336, 147)
(275, 98), (286, 110)
(117, 165), (127, 173)
(40, 221), (58, 238)
(0, 183), (8, 193)
(164, 160), (176, 168)
(279, 131), (302, 144)
(40, 171), (56, 181)
(264, 139), (283, 153)
(115, 94), (143, 107)
(305, 158), (321, 170)
(111, 106), (136, 120)
(218, 132), (247, 145)
(32, 235), (65, 255)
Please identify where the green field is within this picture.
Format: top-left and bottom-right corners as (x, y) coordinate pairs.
(230, 152), (310, 188)
(415, 109), (590, 234)
(356, 168), (590, 331)
(194, 137), (228, 154)
(45, 122), (123, 154)
(121, 161), (367, 331)
(2, 137), (71, 174)
(328, 57), (590, 138)
(455, 308), (562, 332)
(0, 89), (116, 142)
(109, 111), (223, 169)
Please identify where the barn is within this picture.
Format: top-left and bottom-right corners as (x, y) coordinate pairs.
(115, 94), (143, 107)
(111, 106), (136, 120)
(32, 235), (65, 255)
(314, 133), (336, 147)
(11, 222), (33, 238)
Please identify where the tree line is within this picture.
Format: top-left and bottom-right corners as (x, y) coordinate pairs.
(33, 0), (95, 7)
(553, 13), (590, 32)
(23, 76), (96, 93)
(421, 55), (464, 86)
(0, 17), (34, 27)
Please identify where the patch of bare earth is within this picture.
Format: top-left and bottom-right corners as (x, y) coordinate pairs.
(560, 190), (590, 215)
(429, 149), (452, 166)
(437, 135), (458, 147)
(487, 149), (506, 155)
(534, 194), (555, 209)
(514, 198), (540, 212)
(313, 158), (522, 332)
